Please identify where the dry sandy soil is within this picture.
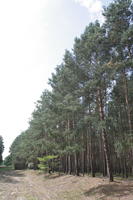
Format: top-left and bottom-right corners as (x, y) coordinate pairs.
(0, 169), (133, 200)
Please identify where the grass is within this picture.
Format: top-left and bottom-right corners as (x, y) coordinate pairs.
(0, 165), (13, 171)
(26, 196), (39, 200)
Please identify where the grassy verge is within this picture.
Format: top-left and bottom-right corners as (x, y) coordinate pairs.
(0, 165), (13, 172)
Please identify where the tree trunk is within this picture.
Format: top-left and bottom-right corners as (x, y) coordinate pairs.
(68, 154), (71, 174)
(103, 153), (107, 176)
(97, 88), (113, 182)
(122, 69), (132, 133)
(74, 153), (79, 176)
(86, 129), (90, 174)
(65, 155), (68, 174)
(81, 132), (85, 176)
(90, 133), (95, 177)
(67, 118), (71, 174)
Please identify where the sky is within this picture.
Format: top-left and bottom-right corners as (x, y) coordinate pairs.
(0, 0), (113, 158)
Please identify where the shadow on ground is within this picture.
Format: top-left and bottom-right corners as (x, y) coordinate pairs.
(5, 170), (26, 177)
(44, 173), (64, 180)
(84, 183), (133, 199)
(0, 170), (25, 184)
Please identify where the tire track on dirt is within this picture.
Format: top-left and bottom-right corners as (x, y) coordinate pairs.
(0, 170), (54, 200)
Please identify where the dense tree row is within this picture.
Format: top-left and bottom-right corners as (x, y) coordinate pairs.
(0, 136), (4, 164)
(9, 0), (133, 181)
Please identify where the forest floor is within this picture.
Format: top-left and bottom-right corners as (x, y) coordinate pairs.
(0, 168), (133, 200)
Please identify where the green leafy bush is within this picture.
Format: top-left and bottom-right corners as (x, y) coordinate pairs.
(38, 155), (58, 173)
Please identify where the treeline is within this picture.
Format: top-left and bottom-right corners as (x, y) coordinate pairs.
(0, 136), (4, 164)
(9, 0), (133, 181)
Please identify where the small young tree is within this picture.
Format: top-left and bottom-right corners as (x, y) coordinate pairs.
(38, 155), (58, 173)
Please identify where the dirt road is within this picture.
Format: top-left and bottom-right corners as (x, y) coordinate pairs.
(0, 170), (133, 200)
(0, 170), (53, 200)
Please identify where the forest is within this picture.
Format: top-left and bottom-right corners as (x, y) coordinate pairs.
(5, 0), (133, 182)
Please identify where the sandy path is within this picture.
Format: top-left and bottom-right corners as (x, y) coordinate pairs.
(0, 170), (52, 200)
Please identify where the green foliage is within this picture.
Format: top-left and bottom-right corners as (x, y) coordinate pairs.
(0, 136), (4, 164)
(4, 155), (12, 166)
(37, 155), (58, 172)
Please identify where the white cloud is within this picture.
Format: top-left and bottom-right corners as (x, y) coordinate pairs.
(74, 0), (104, 23)
(75, 0), (102, 13)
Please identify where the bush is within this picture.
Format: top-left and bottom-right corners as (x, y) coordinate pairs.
(38, 155), (58, 173)
(4, 155), (12, 166)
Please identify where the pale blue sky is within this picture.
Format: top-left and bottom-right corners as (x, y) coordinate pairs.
(0, 0), (113, 158)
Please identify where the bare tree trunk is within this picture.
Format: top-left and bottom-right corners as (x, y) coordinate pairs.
(122, 69), (132, 133)
(97, 88), (113, 182)
(65, 155), (68, 174)
(68, 154), (71, 174)
(103, 152), (107, 176)
(72, 117), (79, 176)
(74, 153), (79, 176)
(81, 132), (85, 176)
(90, 133), (95, 177)
(99, 135), (107, 176)
(67, 119), (71, 174)
(86, 129), (90, 174)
